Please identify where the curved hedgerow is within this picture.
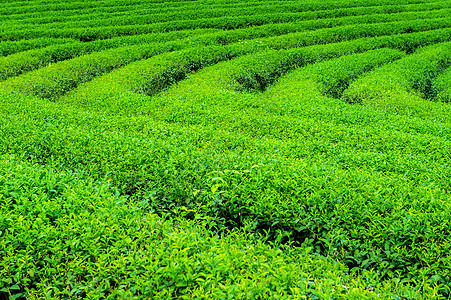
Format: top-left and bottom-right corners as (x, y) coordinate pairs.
(0, 37), (76, 57)
(227, 29), (450, 93)
(0, 28), (218, 82)
(0, 43), (182, 99)
(59, 43), (265, 109)
(2, 154), (446, 298)
(3, 3), (449, 34)
(1, 6), (449, 41)
(343, 41), (451, 118)
(0, 0), (440, 16)
(290, 48), (406, 98)
(432, 67), (451, 103)
(1, 0), (445, 29)
(9, 17), (447, 101)
(0, 15), (447, 89)
(1, 0), (451, 298)
(57, 28), (451, 113)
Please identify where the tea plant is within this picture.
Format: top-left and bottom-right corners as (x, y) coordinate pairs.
(1, 0), (450, 298)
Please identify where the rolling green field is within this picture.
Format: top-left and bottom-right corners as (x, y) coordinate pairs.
(0, 0), (450, 299)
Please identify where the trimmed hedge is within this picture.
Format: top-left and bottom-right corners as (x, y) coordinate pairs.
(1, 0), (451, 298)
(0, 28), (217, 82)
(53, 28), (451, 108)
(1, 6), (448, 41)
(343, 41), (451, 118)
(432, 67), (451, 103)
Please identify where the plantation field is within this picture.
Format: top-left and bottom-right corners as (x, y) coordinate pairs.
(0, 0), (450, 298)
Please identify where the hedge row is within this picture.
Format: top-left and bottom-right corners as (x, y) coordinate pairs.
(228, 28), (451, 92)
(1, 47), (451, 293)
(3, 153), (444, 299)
(59, 45), (259, 108)
(0, 28), (217, 82)
(0, 39), (253, 99)
(3, 1), (448, 32)
(343, 41), (451, 117)
(1, 5), (448, 41)
(9, 1), (451, 29)
(0, 0), (439, 17)
(295, 48), (407, 98)
(7, 9), (439, 81)
(2, 0), (451, 297)
(3, 20), (449, 100)
(432, 67), (451, 103)
(0, 10), (445, 85)
(5, 6), (441, 66)
(53, 27), (449, 116)
(0, 37), (76, 57)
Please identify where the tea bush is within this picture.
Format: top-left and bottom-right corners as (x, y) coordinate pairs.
(57, 29), (450, 113)
(1, 0), (450, 298)
(1, 3), (448, 41)
(6, 155), (413, 299)
(343, 41), (451, 117)
(0, 37), (76, 57)
(433, 67), (451, 103)
(0, 29), (217, 82)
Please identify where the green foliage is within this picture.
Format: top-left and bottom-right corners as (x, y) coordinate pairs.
(1, 0), (451, 298)
(290, 48), (406, 98)
(433, 67), (451, 103)
(1, 0), (447, 41)
(0, 37), (76, 57)
(226, 31), (446, 93)
(343, 41), (451, 117)
(0, 29), (216, 82)
(4, 155), (441, 299)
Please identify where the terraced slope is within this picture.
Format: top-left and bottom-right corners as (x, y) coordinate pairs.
(0, 0), (450, 299)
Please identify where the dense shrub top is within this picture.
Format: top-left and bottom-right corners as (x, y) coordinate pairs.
(0, 0), (450, 299)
